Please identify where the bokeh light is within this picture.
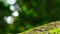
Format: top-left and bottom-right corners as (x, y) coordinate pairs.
(6, 0), (17, 4)
(12, 11), (19, 17)
(9, 5), (15, 11)
(4, 16), (14, 24)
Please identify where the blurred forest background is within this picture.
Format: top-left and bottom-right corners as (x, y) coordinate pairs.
(0, 0), (60, 34)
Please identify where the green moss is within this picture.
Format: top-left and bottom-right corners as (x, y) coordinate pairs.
(20, 21), (60, 34)
(49, 28), (60, 34)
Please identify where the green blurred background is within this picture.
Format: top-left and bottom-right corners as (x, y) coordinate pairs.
(0, 0), (60, 33)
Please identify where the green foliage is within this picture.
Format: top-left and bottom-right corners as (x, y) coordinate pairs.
(0, 0), (60, 33)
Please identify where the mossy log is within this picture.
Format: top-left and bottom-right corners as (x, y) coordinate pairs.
(20, 21), (60, 34)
